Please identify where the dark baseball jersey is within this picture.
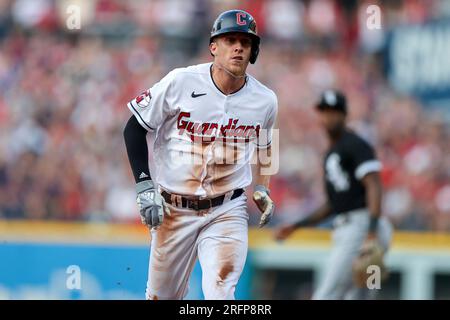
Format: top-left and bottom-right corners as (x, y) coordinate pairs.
(323, 129), (382, 214)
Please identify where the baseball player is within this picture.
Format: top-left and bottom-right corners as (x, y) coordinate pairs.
(123, 10), (277, 300)
(274, 90), (392, 300)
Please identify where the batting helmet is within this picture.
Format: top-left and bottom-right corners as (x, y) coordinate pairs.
(210, 10), (260, 64)
(315, 90), (348, 115)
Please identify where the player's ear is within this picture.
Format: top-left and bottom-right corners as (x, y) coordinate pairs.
(209, 41), (217, 57)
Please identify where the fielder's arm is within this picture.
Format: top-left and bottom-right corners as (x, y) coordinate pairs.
(274, 202), (333, 241)
(361, 171), (382, 238)
(354, 173), (387, 286)
(294, 202), (333, 228)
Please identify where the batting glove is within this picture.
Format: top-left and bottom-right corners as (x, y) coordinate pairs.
(253, 185), (275, 228)
(136, 180), (170, 229)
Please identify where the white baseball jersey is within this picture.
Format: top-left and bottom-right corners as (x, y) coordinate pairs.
(127, 63), (278, 198)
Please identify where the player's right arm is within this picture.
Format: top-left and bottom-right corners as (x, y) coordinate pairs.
(123, 115), (152, 184)
(123, 115), (169, 228)
(274, 202), (333, 241)
(123, 70), (178, 228)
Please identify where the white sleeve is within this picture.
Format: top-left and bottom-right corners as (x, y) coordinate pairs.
(127, 70), (177, 132)
(257, 93), (278, 149)
(355, 160), (382, 180)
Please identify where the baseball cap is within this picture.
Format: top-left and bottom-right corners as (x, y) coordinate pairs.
(315, 90), (347, 114)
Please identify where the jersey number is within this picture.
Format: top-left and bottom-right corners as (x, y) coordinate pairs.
(326, 153), (350, 192)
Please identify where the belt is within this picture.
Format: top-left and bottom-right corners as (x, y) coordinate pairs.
(333, 208), (368, 228)
(333, 214), (350, 228)
(161, 189), (245, 211)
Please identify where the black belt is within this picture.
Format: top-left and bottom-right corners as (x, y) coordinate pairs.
(161, 189), (245, 211)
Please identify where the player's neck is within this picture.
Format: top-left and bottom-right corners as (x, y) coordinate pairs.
(211, 64), (246, 95)
(327, 127), (346, 145)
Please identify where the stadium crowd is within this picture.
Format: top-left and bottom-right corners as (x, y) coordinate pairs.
(1, 0), (450, 231)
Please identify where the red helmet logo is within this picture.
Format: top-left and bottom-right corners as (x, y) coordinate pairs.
(236, 12), (246, 26)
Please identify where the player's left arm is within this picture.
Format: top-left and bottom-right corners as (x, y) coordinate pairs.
(352, 137), (383, 239)
(254, 145), (272, 188)
(253, 146), (275, 228)
(361, 171), (382, 239)
(355, 170), (388, 286)
(252, 93), (278, 228)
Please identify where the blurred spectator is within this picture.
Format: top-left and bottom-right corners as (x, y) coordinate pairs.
(264, 0), (304, 41)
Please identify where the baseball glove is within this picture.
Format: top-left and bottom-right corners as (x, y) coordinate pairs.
(352, 239), (388, 288)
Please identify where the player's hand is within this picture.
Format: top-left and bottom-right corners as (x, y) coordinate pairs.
(273, 224), (296, 241)
(136, 180), (170, 229)
(253, 185), (275, 228)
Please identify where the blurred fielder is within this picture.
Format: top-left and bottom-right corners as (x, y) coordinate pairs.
(275, 90), (392, 300)
(123, 10), (277, 299)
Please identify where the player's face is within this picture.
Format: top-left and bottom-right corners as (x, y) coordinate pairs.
(318, 110), (346, 137)
(210, 33), (252, 75)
